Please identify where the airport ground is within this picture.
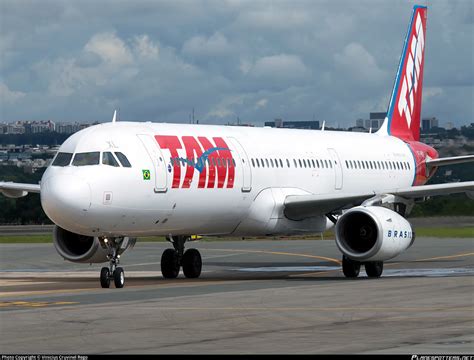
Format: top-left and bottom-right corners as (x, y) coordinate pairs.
(0, 235), (473, 354)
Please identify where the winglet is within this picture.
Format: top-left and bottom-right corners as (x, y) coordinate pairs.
(112, 110), (117, 123)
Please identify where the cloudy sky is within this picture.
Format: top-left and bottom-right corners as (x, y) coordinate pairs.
(1, 0), (472, 127)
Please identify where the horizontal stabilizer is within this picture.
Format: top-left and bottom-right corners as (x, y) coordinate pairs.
(426, 155), (474, 169)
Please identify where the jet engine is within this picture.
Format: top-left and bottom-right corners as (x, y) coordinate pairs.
(335, 206), (414, 262)
(53, 226), (135, 263)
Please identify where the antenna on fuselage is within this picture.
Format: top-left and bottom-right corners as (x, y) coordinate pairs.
(112, 110), (117, 123)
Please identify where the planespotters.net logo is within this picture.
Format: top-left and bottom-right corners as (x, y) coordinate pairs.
(412, 356), (474, 360)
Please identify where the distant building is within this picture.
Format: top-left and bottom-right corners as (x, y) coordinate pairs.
(354, 112), (386, 131)
(370, 112), (387, 120)
(422, 117), (439, 131)
(264, 119), (320, 130)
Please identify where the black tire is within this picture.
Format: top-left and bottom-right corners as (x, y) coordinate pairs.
(114, 267), (125, 288)
(365, 261), (383, 278)
(161, 248), (180, 279)
(100, 267), (110, 288)
(342, 255), (361, 278)
(182, 249), (202, 279)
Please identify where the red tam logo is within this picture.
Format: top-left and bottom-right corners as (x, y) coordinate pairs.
(155, 135), (235, 189)
(397, 12), (425, 128)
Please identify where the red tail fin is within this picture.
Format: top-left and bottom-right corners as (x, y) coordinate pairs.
(380, 5), (427, 141)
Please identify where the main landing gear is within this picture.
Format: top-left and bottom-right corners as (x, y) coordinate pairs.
(99, 237), (126, 288)
(161, 235), (202, 279)
(342, 256), (384, 278)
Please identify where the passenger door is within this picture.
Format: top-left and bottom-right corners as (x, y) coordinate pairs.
(137, 134), (168, 193)
(327, 148), (343, 190)
(228, 137), (252, 192)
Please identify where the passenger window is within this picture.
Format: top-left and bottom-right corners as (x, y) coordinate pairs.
(251, 159), (255, 167)
(72, 152), (100, 166)
(298, 159), (302, 168)
(114, 152), (132, 168)
(265, 159), (270, 167)
(102, 152), (119, 167)
(279, 159), (283, 168)
(270, 159), (274, 168)
(52, 152), (73, 167)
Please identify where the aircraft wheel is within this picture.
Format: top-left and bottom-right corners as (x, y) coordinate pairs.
(342, 255), (361, 278)
(114, 267), (125, 288)
(161, 248), (180, 279)
(100, 267), (110, 288)
(182, 249), (202, 279)
(365, 261), (383, 278)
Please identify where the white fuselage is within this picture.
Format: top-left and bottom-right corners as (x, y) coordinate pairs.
(40, 122), (416, 237)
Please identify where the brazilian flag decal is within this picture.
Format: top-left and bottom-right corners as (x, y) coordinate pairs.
(142, 169), (151, 180)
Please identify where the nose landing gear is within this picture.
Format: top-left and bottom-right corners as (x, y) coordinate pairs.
(161, 235), (202, 279)
(99, 237), (132, 288)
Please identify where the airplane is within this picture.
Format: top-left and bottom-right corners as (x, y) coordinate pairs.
(1, 5), (473, 289)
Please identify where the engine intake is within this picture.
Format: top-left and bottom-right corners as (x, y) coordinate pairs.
(335, 206), (414, 262)
(53, 226), (136, 263)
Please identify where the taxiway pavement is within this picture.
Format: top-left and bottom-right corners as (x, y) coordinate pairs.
(0, 238), (473, 354)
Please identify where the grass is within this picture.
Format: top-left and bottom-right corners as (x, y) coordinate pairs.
(414, 227), (474, 238)
(0, 227), (472, 243)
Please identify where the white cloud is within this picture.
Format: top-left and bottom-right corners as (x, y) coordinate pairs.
(334, 42), (387, 84)
(423, 86), (444, 100)
(255, 98), (268, 109)
(182, 32), (231, 57)
(249, 54), (309, 79)
(206, 95), (244, 120)
(236, 7), (311, 30)
(84, 32), (133, 66)
(0, 83), (26, 103)
(0, 1), (472, 127)
(133, 34), (159, 60)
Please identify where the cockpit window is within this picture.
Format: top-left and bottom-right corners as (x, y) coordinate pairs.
(52, 152), (73, 167)
(114, 152), (132, 168)
(72, 152), (100, 166)
(102, 152), (119, 167)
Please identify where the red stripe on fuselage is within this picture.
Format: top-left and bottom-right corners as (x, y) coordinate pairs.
(155, 135), (182, 188)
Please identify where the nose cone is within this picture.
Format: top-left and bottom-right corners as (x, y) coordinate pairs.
(41, 174), (91, 231)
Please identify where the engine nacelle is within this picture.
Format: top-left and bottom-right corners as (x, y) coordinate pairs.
(335, 206), (414, 262)
(53, 226), (136, 263)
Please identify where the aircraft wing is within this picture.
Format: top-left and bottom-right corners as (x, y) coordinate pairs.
(426, 155), (474, 169)
(284, 181), (474, 220)
(0, 181), (41, 198)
